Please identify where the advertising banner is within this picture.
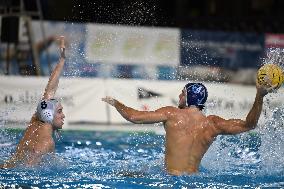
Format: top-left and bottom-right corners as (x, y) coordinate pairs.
(85, 24), (180, 66)
(181, 30), (265, 69)
(265, 34), (284, 48)
(0, 76), (108, 126)
(1, 76), (283, 128)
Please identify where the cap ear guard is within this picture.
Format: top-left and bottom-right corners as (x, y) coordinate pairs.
(40, 109), (54, 124)
(36, 99), (59, 125)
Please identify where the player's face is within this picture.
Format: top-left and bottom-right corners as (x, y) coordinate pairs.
(52, 103), (65, 129)
(178, 89), (186, 108)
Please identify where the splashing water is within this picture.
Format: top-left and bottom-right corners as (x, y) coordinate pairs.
(63, 22), (87, 77)
(264, 48), (284, 69)
(1, 109), (284, 189)
(202, 105), (284, 180)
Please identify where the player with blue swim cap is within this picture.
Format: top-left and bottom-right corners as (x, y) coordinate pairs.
(184, 83), (208, 110)
(102, 80), (280, 175)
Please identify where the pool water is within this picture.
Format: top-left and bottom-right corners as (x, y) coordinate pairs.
(0, 121), (284, 188)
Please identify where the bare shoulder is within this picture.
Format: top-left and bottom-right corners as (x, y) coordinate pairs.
(203, 115), (224, 136)
(207, 115), (225, 123)
(26, 118), (52, 139)
(207, 114), (247, 135)
(206, 115), (225, 129)
(156, 106), (178, 114)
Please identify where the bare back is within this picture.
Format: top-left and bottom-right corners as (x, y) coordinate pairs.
(0, 36), (66, 169)
(164, 107), (217, 175)
(102, 81), (269, 175)
(3, 115), (54, 168)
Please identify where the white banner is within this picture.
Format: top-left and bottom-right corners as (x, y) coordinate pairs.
(0, 76), (283, 127)
(103, 79), (283, 124)
(85, 24), (180, 66)
(0, 76), (108, 126)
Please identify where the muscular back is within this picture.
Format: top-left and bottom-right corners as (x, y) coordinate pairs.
(163, 107), (218, 175)
(103, 83), (266, 175)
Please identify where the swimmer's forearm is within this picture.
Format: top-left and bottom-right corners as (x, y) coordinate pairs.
(43, 58), (65, 99)
(113, 100), (140, 123)
(43, 36), (66, 99)
(245, 92), (264, 129)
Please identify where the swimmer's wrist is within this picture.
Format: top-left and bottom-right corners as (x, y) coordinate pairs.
(112, 99), (117, 106)
(256, 91), (264, 99)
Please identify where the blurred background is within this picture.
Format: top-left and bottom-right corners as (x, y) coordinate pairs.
(1, 0), (284, 84)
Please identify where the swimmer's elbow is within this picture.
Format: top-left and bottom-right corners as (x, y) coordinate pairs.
(244, 122), (257, 131)
(127, 116), (142, 124)
(127, 113), (150, 124)
(245, 118), (259, 129)
(249, 124), (257, 130)
(124, 110), (157, 124)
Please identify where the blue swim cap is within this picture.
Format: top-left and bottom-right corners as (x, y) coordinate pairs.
(36, 99), (59, 125)
(184, 83), (208, 108)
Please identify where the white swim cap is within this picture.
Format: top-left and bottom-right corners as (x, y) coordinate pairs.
(36, 99), (59, 125)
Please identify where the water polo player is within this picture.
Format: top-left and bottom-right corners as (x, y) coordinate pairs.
(0, 36), (66, 168)
(102, 79), (279, 175)
(36, 99), (64, 130)
(179, 82), (208, 110)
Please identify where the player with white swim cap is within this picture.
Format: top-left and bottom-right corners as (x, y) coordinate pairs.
(102, 80), (279, 175)
(36, 99), (60, 125)
(1, 36), (66, 168)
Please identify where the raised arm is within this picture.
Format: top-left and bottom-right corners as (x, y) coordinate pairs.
(102, 96), (169, 124)
(42, 36), (66, 100)
(210, 84), (274, 135)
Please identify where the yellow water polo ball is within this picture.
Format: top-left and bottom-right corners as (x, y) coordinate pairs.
(257, 64), (284, 89)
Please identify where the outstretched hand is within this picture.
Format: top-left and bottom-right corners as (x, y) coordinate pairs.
(102, 96), (116, 106)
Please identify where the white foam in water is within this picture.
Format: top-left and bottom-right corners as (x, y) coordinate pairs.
(256, 48), (284, 175)
(257, 107), (284, 175)
(264, 48), (284, 68)
(202, 104), (284, 176)
(0, 108), (18, 160)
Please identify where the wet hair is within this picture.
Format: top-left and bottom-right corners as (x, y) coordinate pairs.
(184, 83), (208, 110)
